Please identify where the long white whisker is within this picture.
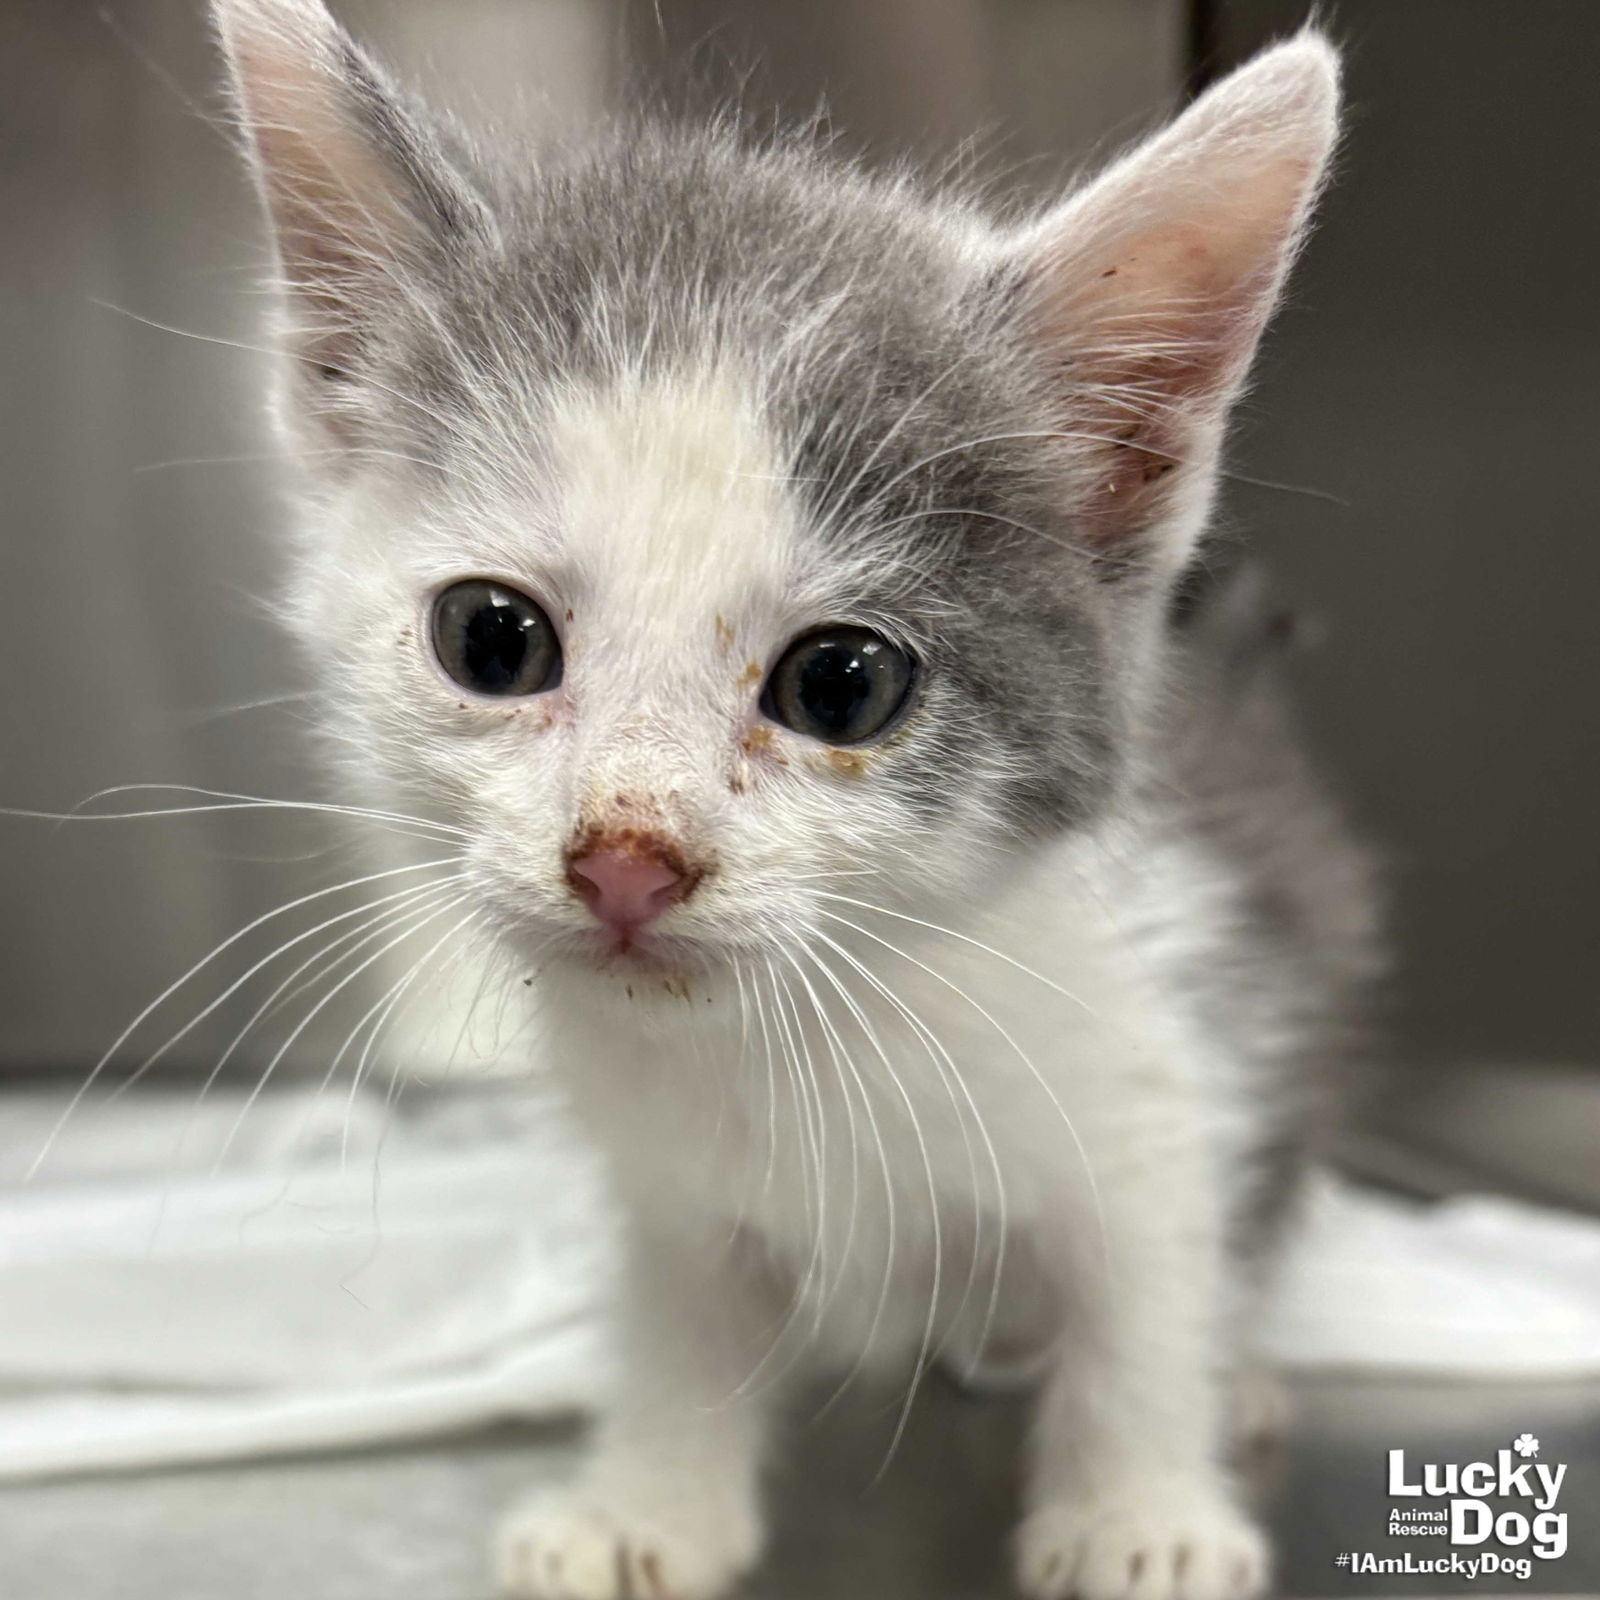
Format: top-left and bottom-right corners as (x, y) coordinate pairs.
(724, 957), (762, 1243)
(802, 941), (939, 1472)
(747, 960), (784, 1203)
(778, 947), (865, 1340)
(433, 936), (504, 1085)
(5, 782), (467, 841)
(182, 689), (318, 724)
(192, 887), (468, 1193)
(813, 929), (1008, 1376)
(213, 890), (475, 1171)
(24, 857), (460, 1179)
(818, 908), (1109, 1288)
(771, 957), (829, 1312)
(6, 799), (458, 851)
(338, 906), (490, 1171)
(729, 959), (831, 1403)
(114, 874), (465, 1143)
(813, 891), (1110, 1027)
(764, 957), (824, 1328)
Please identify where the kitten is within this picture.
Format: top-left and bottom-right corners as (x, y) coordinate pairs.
(213, 3), (1377, 1597)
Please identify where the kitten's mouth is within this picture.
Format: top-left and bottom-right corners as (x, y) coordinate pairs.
(574, 922), (693, 976)
(600, 925), (655, 961)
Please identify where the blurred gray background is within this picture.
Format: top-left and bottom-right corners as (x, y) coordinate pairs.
(2, 3), (1597, 1161)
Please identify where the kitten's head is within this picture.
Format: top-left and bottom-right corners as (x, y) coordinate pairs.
(216, 0), (1338, 981)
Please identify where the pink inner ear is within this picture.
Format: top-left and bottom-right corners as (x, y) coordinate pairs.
(1006, 39), (1338, 562)
(1021, 295), (1194, 557)
(1016, 191), (1323, 560)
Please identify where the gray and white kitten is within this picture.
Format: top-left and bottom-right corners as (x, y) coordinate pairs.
(213, 4), (1377, 1597)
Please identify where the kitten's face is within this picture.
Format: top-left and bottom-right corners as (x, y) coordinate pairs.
(296, 221), (1116, 976)
(217, 0), (1337, 981)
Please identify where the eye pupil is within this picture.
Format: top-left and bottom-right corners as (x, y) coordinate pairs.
(462, 595), (531, 692)
(764, 627), (914, 746)
(797, 641), (876, 738)
(432, 580), (561, 697)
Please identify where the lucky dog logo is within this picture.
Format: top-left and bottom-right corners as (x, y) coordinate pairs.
(1333, 1433), (1569, 1582)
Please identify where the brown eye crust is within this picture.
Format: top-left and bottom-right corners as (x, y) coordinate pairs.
(431, 580), (562, 697)
(762, 626), (916, 746)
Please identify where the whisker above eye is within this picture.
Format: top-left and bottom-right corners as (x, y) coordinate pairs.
(132, 444), (481, 489)
(89, 298), (475, 460)
(868, 505), (1099, 561)
(816, 350), (977, 524)
(833, 424), (1193, 541)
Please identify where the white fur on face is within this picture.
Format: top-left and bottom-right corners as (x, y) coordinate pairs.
(530, 367), (806, 947)
(305, 363), (956, 975)
(552, 369), (800, 657)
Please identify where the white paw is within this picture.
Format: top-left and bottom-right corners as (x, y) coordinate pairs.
(495, 1487), (761, 1600)
(1016, 1483), (1268, 1600)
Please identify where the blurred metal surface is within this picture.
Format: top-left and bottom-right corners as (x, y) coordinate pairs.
(1, 1374), (1595, 1597)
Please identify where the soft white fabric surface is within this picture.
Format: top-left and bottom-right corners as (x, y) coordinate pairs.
(0, 1085), (1595, 1481)
(0, 1086), (609, 1480)
(1259, 1170), (1600, 1379)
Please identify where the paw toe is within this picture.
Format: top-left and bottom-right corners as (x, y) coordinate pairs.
(495, 1490), (757, 1600)
(1016, 1488), (1267, 1600)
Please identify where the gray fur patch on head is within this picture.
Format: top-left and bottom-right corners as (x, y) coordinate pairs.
(310, 120), (1124, 839)
(223, 5), (1338, 884)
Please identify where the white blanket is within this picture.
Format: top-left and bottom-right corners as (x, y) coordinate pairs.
(0, 1084), (1596, 1481)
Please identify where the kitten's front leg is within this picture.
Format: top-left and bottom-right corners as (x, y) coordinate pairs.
(1016, 1134), (1267, 1600)
(497, 1216), (782, 1600)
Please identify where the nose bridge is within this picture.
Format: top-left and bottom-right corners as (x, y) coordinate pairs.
(568, 700), (719, 857)
(544, 365), (795, 846)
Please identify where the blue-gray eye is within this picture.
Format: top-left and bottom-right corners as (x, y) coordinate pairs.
(763, 626), (915, 746)
(432, 580), (561, 697)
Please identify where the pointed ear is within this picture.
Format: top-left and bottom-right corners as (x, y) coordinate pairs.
(212, 0), (488, 393)
(1002, 34), (1339, 573)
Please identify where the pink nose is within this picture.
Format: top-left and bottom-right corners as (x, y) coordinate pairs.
(566, 844), (688, 933)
